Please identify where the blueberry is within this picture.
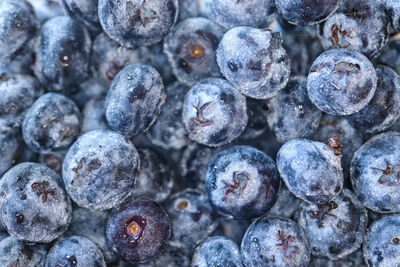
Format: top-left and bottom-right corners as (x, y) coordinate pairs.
(81, 97), (109, 134)
(217, 27), (290, 100)
(137, 244), (191, 267)
(277, 138), (344, 204)
(0, 162), (72, 243)
(241, 216), (310, 267)
(105, 64), (166, 139)
(206, 145), (280, 220)
(28, 0), (63, 22)
(178, 0), (199, 21)
(0, 129), (22, 177)
(46, 236), (106, 267)
(60, 0), (101, 31)
(71, 77), (108, 110)
(38, 149), (67, 175)
(267, 184), (302, 219)
(363, 215), (400, 266)
(32, 16), (91, 95)
(307, 49), (377, 115)
(182, 78), (248, 147)
(0, 236), (47, 267)
(98, 0), (179, 48)
(385, 0), (400, 32)
(376, 38), (400, 75)
(350, 131), (400, 213)
(275, 0), (339, 26)
(348, 66), (400, 134)
(0, 0), (39, 65)
(106, 197), (170, 263)
(203, 0), (275, 29)
(63, 130), (140, 211)
(215, 218), (251, 245)
(265, 77), (322, 143)
(191, 236), (243, 267)
(146, 82), (190, 150)
(318, 0), (390, 58)
(309, 249), (366, 266)
(163, 17), (224, 86)
(22, 93), (81, 153)
(239, 99), (268, 141)
(148, 44), (177, 85)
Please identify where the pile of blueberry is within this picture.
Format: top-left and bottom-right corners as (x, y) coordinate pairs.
(2, 0), (400, 266)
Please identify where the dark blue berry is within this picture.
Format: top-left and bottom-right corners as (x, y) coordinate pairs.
(81, 97), (109, 134)
(0, 236), (47, 267)
(60, 0), (101, 31)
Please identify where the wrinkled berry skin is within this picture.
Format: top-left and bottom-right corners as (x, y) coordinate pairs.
(296, 189), (367, 260)
(22, 93), (81, 153)
(60, 0), (101, 31)
(386, 0), (400, 32)
(364, 215), (400, 266)
(351, 131), (400, 213)
(182, 78), (247, 147)
(277, 139), (343, 204)
(105, 64), (166, 139)
(0, 0), (39, 65)
(0, 162), (72, 243)
(98, 0), (179, 48)
(63, 130), (140, 211)
(0, 236), (47, 267)
(163, 17), (223, 86)
(319, 0), (390, 59)
(32, 16), (91, 95)
(106, 197), (171, 263)
(46, 236), (106, 267)
(206, 146), (280, 220)
(275, 0), (339, 26)
(81, 97), (109, 134)
(217, 27), (290, 100)
(307, 49), (377, 115)
(191, 236), (243, 267)
(203, 0), (275, 29)
(265, 77), (322, 143)
(241, 216), (310, 267)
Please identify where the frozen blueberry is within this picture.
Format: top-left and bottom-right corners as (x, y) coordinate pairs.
(364, 215), (400, 266)
(46, 236), (106, 267)
(296, 189), (367, 260)
(191, 236), (243, 267)
(350, 131), (400, 213)
(318, 0), (390, 58)
(203, 0), (275, 29)
(307, 49), (377, 115)
(60, 0), (101, 31)
(309, 249), (366, 266)
(71, 77), (108, 110)
(0, 162), (72, 243)
(81, 97), (109, 134)
(182, 78), (248, 147)
(148, 43), (176, 85)
(277, 138), (344, 204)
(63, 130), (140, 211)
(32, 16), (91, 95)
(264, 77), (322, 143)
(98, 0), (179, 48)
(105, 64), (166, 138)
(0, 236), (47, 267)
(28, 0), (63, 22)
(38, 149), (67, 175)
(163, 17), (223, 86)
(137, 244), (191, 267)
(348, 66), (400, 134)
(376, 38), (400, 75)
(22, 93), (81, 153)
(217, 27), (290, 100)
(206, 146), (280, 220)
(239, 99), (268, 141)
(178, 0), (199, 21)
(0, 0), (39, 65)
(241, 216), (310, 267)
(0, 129), (22, 177)
(386, 0), (400, 32)
(165, 189), (218, 252)
(146, 82), (190, 150)
(215, 218), (251, 245)
(267, 184), (302, 219)
(106, 197), (170, 263)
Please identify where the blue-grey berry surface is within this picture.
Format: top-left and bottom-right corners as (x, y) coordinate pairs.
(81, 97), (109, 134)
(60, 0), (101, 31)
(0, 236), (47, 267)
(386, 0), (400, 32)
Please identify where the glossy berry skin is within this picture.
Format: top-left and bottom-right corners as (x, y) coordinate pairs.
(350, 131), (400, 213)
(206, 146), (280, 220)
(0, 0), (39, 65)
(307, 49), (377, 115)
(191, 236), (243, 267)
(106, 197), (170, 263)
(63, 130), (140, 211)
(81, 97), (109, 134)
(0, 162), (72, 243)
(60, 0), (101, 31)
(386, 0), (400, 32)
(241, 216), (310, 267)
(163, 17), (223, 86)
(265, 77), (322, 143)
(203, 0), (275, 29)
(22, 93), (81, 153)
(32, 16), (91, 95)
(46, 236), (106, 267)
(277, 139), (343, 204)
(297, 189), (367, 260)
(98, 0), (179, 48)
(318, 0), (390, 59)
(0, 236), (47, 267)
(182, 78), (248, 147)
(105, 64), (166, 139)
(217, 27), (290, 100)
